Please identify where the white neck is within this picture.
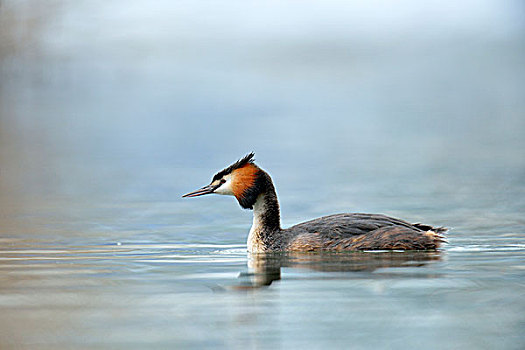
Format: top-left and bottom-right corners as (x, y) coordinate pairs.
(247, 194), (267, 253)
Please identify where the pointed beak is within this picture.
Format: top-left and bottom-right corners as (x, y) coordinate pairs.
(182, 184), (218, 198)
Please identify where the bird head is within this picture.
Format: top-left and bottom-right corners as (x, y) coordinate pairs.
(182, 153), (265, 209)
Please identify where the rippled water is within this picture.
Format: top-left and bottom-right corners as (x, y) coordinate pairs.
(1, 238), (524, 349)
(1, 193), (524, 349)
(1, 0), (525, 349)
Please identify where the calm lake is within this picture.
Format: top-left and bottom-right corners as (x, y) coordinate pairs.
(1, 1), (524, 349)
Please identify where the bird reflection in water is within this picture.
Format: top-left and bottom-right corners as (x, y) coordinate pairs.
(230, 251), (442, 290)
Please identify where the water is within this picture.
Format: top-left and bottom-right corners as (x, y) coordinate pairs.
(1, 1), (525, 349)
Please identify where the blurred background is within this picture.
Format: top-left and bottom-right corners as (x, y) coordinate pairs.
(1, 1), (525, 349)
(1, 0), (524, 239)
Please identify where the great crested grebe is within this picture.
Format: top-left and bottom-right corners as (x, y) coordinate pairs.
(182, 153), (447, 253)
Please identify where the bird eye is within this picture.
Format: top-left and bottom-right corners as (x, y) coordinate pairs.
(220, 179), (226, 184)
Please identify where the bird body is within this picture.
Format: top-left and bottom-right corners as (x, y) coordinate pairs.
(183, 154), (446, 253)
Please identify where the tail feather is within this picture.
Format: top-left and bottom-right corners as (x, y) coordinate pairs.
(423, 228), (448, 248)
(413, 223), (449, 234)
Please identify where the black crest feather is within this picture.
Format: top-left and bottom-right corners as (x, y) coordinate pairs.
(212, 152), (255, 181)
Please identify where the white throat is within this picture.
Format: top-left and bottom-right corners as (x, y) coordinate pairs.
(247, 193), (267, 253)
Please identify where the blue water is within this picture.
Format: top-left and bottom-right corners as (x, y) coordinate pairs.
(1, 1), (524, 349)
